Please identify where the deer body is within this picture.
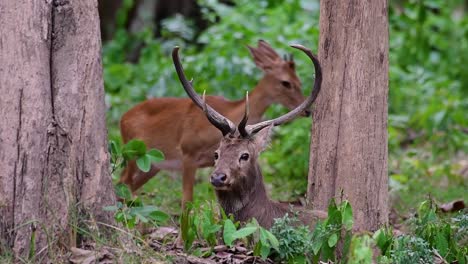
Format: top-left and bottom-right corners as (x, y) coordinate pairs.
(173, 43), (326, 228)
(120, 40), (307, 208)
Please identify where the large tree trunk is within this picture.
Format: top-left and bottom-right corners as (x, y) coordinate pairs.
(0, 0), (115, 261)
(307, 1), (389, 231)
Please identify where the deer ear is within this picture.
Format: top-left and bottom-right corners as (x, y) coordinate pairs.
(253, 125), (273, 152)
(247, 45), (272, 72)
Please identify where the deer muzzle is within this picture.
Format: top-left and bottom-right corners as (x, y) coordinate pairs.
(210, 172), (228, 188)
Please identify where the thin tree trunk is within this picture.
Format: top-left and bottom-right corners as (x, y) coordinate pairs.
(0, 0), (115, 261)
(307, 0), (389, 231)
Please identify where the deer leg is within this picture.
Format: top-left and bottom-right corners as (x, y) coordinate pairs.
(181, 160), (197, 209)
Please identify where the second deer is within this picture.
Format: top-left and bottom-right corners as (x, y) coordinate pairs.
(172, 44), (325, 228)
(120, 40), (311, 208)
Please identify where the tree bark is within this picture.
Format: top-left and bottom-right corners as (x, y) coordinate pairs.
(0, 0), (115, 261)
(307, 0), (389, 231)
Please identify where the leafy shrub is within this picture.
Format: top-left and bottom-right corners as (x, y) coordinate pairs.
(179, 202), (279, 259)
(270, 213), (313, 261)
(390, 235), (433, 264)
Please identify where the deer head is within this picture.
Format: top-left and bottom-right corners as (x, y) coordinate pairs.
(247, 40), (308, 115)
(172, 43), (322, 192)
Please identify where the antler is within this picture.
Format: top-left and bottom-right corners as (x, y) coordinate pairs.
(238, 91), (250, 137)
(172, 47), (236, 136)
(245, 44), (322, 135)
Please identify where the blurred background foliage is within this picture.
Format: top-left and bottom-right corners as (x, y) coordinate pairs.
(102, 0), (467, 214)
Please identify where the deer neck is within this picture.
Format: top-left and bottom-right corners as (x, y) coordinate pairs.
(215, 163), (271, 219)
(242, 79), (273, 123)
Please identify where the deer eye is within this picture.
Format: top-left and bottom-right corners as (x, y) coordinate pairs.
(214, 152), (219, 160)
(239, 153), (249, 161)
(281, 80), (291, 89)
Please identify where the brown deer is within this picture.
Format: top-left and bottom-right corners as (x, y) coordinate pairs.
(173, 44), (326, 228)
(120, 40), (310, 208)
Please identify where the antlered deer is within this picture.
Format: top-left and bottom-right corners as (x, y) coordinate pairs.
(120, 40), (311, 208)
(173, 44), (326, 228)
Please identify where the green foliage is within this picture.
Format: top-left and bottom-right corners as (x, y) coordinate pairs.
(178, 202), (278, 259)
(109, 139), (164, 176)
(270, 213), (313, 261)
(105, 139), (168, 229)
(104, 185), (169, 229)
(411, 201), (467, 262)
(348, 235), (373, 264)
(391, 235), (433, 264)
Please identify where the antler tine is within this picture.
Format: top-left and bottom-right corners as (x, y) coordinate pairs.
(238, 91), (250, 138)
(172, 47), (236, 136)
(245, 44), (322, 135)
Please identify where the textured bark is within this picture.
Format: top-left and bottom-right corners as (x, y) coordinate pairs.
(307, 0), (389, 231)
(0, 0), (115, 260)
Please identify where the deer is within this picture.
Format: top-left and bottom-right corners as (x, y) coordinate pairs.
(172, 44), (327, 228)
(120, 40), (312, 208)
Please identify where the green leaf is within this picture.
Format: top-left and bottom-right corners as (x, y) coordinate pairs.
(136, 155), (151, 172)
(232, 226), (257, 240)
(264, 229), (279, 251)
(135, 212), (149, 223)
(259, 228), (268, 245)
(434, 231), (449, 257)
(223, 219), (237, 247)
(341, 201), (354, 230)
(327, 199), (341, 226)
(122, 139), (147, 160)
(109, 140), (120, 156)
(203, 223), (222, 236)
(149, 211), (170, 224)
(114, 183), (132, 200)
(147, 149), (165, 162)
(103, 205), (119, 212)
(260, 244), (271, 260)
(180, 204), (195, 251)
(373, 228), (392, 256)
(328, 233), (338, 247)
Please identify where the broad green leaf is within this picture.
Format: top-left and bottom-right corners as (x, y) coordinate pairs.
(232, 226), (257, 240)
(136, 155), (151, 172)
(264, 229), (279, 251)
(327, 199), (341, 226)
(341, 201), (354, 230)
(135, 212), (149, 223)
(149, 211), (170, 224)
(114, 183), (132, 200)
(260, 244), (271, 260)
(103, 205), (119, 212)
(434, 231), (449, 257)
(123, 139), (147, 160)
(202, 223), (222, 236)
(109, 140), (120, 156)
(147, 149), (165, 162)
(328, 233), (338, 247)
(223, 219), (237, 246)
(259, 228), (268, 245)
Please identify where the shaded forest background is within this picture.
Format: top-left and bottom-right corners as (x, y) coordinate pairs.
(101, 0), (467, 215)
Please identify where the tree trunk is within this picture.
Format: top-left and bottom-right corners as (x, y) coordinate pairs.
(307, 0), (389, 231)
(0, 0), (115, 261)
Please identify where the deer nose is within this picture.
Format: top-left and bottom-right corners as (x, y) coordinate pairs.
(210, 173), (227, 187)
